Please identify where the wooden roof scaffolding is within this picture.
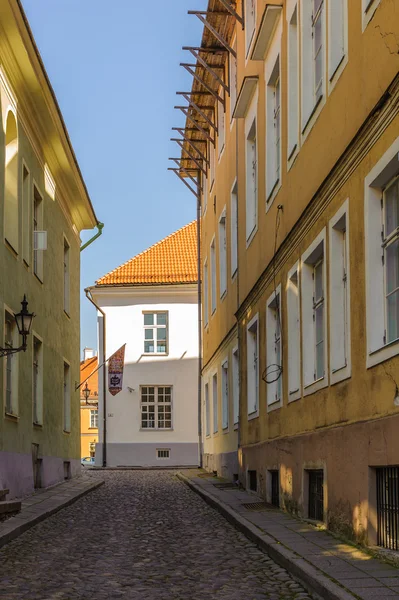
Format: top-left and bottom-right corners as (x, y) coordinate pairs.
(168, 0), (244, 198)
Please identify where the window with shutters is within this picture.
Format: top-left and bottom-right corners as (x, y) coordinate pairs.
(209, 140), (215, 192)
(312, 0), (324, 103)
(301, 230), (328, 395)
(245, 0), (256, 55)
(266, 288), (282, 408)
(22, 164), (30, 265)
(210, 237), (217, 314)
(287, 263), (301, 401)
(245, 88), (258, 244)
(266, 56), (281, 203)
(212, 372), (218, 434)
(218, 93), (225, 156)
(205, 382), (210, 437)
(219, 209), (227, 297)
(231, 180), (238, 277)
(247, 315), (259, 416)
(329, 201), (351, 384)
(328, 0), (347, 83)
(221, 359), (229, 430)
(229, 36), (237, 121)
(33, 186), (44, 281)
(204, 258), (209, 327)
(365, 140), (399, 368)
(287, 5), (299, 161)
(232, 345), (239, 425)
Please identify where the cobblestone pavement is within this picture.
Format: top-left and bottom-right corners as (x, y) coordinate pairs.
(0, 471), (315, 600)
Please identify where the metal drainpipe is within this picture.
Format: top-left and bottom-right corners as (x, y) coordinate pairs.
(85, 288), (107, 468)
(80, 222), (104, 253)
(196, 177), (203, 468)
(235, 107), (241, 463)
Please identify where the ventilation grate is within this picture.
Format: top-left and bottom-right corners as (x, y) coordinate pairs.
(241, 501), (278, 511)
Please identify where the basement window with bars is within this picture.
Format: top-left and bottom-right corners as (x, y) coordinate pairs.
(376, 466), (399, 550)
(141, 386), (172, 430)
(157, 449), (170, 459)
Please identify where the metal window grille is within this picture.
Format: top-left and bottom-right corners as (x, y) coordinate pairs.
(271, 470), (280, 507)
(157, 449), (170, 459)
(376, 466), (399, 550)
(308, 469), (324, 521)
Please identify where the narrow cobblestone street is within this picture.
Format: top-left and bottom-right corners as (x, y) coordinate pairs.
(0, 472), (314, 600)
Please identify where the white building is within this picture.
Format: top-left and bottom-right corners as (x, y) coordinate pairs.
(89, 221), (199, 467)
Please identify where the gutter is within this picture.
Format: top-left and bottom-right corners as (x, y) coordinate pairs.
(80, 223), (104, 252)
(85, 288), (107, 467)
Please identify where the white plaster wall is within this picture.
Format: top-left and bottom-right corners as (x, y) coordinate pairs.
(92, 285), (199, 465)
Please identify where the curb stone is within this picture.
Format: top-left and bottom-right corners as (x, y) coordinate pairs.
(177, 471), (358, 600)
(0, 479), (104, 550)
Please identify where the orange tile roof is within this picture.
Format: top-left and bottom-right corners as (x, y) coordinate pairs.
(96, 221), (198, 286)
(80, 356), (98, 401)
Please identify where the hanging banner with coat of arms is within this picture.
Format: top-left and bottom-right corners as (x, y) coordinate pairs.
(108, 344), (126, 396)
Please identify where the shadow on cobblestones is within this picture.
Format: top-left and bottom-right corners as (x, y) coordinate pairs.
(0, 471), (314, 600)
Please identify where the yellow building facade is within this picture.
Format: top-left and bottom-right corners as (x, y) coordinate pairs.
(80, 352), (98, 459)
(179, 0), (399, 547)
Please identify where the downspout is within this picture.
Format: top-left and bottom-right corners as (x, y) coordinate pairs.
(197, 178), (203, 468)
(85, 288), (107, 468)
(80, 222), (104, 252)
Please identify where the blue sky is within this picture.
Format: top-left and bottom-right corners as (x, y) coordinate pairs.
(21, 0), (206, 356)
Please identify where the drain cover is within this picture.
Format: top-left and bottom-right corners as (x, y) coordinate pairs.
(241, 502), (277, 511)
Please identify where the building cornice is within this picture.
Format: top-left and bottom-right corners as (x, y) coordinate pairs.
(90, 283), (197, 300)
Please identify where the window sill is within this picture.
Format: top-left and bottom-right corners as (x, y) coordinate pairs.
(63, 430), (71, 435)
(4, 412), (19, 421)
(367, 338), (399, 368)
(4, 239), (18, 258)
(220, 290), (227, 302)
(33, 421), (43, 428)
(234, 422), (238, 431)
(288, 388), (301, 403)
(139, 428), (174, 432)
(267, 399), (282, 413)
(247, 410), (259, 421)
(64, 310), (71, 319)
(287, 143), (297, 163)
(231, 268), (238, 281)
(34, 273), (44, 285)
(246, 225), (258, 249)
(266, 178), (280, 206)
(88, 427), (98, 430)
(303, 377), (328, 397)
(301, 94), (324, 136)
(222, 426), (229, 434)
(142, 352), (169, 358)
(329, 55), (345, 84)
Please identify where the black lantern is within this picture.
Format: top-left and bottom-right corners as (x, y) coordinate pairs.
(83, 382), (91, 404)
(0, 296), (35, 358)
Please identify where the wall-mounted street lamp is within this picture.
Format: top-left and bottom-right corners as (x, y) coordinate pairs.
(82, 382), (91, 404)
(0, 295), (35, 358)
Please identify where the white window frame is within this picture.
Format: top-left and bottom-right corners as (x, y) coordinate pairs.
(32, 333), (43, 425)
(209, 141), (215, 192)
(245, 0), (256, 57)
(63, 236), (70, 315)
(229, 36), (237, 123)
(287, 262), (301, 402)
(90, 409), (98, 428)
(204, 258), (209, 327)
(218, 208), (227, 298)
(221, 358), (229, 430)
(265, 17), (282, 207)
(4, 109), (19, 254)
(218, 92), (225, 157)
(328, 0), (348, 87)
(202, 170), (208, 215)
(212, 371), (218, 434)
(329, 199), (351, 384)
(143, 311), (168, 355)
(205, 381), (210, 437)
(231, 179), (238, 278)
(365, 138), (399, 368)
(247, 313), (259, 417)
(362, 0), (381, 31)
(266, 286), (283, 410)
(245, 88), (258, 245)
(301, 229), (328, 396)
(33, 183), (44, 281)
(4, 308), (19, 417)
(63, 360), (71, 433)
(140, 385), (173, 430)
(232, 344), (239, 426)
(300, 0), (326, 136)
(210, 236), (217, 314)
(287, 4), (300, 165)
(22, 162), (30, 265)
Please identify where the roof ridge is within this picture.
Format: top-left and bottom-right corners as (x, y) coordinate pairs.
(96, 220), (197, 285)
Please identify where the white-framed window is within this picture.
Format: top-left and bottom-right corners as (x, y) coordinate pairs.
(33, 335), (43, 425)
(245, 0), (256, 55)
(218, 94), (225, 156)
(141, 386), (172, 429)
(287, 5), (299, 160)
(209, 141), (215, 191)
(229, 36), (237, 121)
(90, 409), (98, 428)
(266, 56), (281, 202)
(157, 448), (170, 459)
(232, 345), (239, 425)
(222, 359), (229, 429)
(4, 310), (18, 416)
(365, 140), (399, 368)
(247, 314), (259, 415)
(219, 208), (227, 297)
(362, 0), (381, 31)
(33, 185), (44, 281)
(301, 0), (326, 130)
(143, 312), (168, 354)
(266, 288), (282, 408)
(63, 361), (71, 432)
(22, 163), (30, 265)
(210, 237), (217, 314)
(301, 229), (328, 394)
(328, 0), (347, 81)
(287, 262), (301, 401)
(212, 372), (218, 434)
(204, 258), (209, 327)
(4, 110), (19, 253)
(231, 180), (238, 277)
(205, 382), (210, 436)
(245, 92), (258, 243)
(64, 237), (70, 315)
(329, 200), (351, 384)
(202, 170), (208, 215)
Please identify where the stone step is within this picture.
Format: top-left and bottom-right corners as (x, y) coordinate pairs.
(0, 500), (21, 516)
(0, 489), (9, 501)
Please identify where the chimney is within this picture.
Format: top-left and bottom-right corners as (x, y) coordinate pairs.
(83, 347), (95, 361)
